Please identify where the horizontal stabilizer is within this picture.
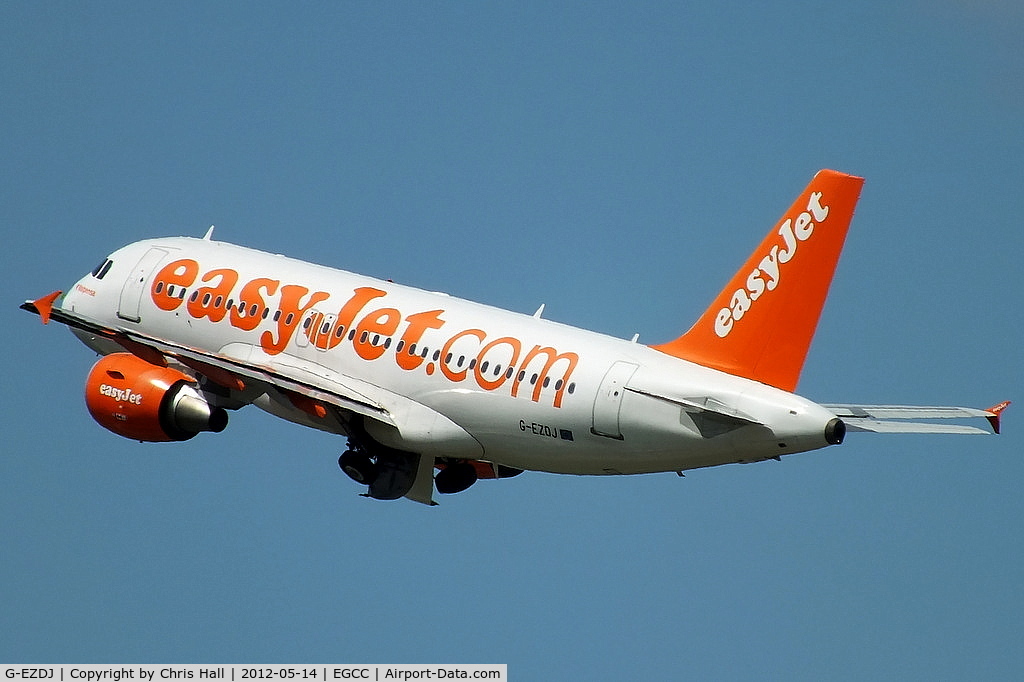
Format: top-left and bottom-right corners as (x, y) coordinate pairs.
(824, 403), (1008, 435)
(842, 420), (991, 435)
(627, 387), (761, 438)
(629, 387), (761, 424)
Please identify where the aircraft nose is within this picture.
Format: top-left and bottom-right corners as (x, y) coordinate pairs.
(60, 279), (88, 312)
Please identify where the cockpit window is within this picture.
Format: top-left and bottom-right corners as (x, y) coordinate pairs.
(91, 258), (114, 280)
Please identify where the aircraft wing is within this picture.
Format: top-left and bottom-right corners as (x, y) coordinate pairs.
(24, 293), (458, 505)
(22, 295), (394, 426)
(822, 403), (1010, 435)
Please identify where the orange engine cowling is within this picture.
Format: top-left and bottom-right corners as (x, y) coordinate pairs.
(85, 353), (229, 442)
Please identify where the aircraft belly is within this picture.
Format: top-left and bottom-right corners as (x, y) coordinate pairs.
(411, 359), (775, 475)
(480, 382), (834, 476)
(438, 387), (734, 476)
(362, 398), (483, 460)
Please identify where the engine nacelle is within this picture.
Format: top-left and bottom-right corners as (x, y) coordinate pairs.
(85, 353), (228, 442)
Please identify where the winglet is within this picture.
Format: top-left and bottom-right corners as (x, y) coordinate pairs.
(652, 170), (864, 392)
(986, 400), (1011, 434)
(28, 291), (63, 325)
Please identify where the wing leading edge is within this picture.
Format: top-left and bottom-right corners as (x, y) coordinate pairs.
(823, 402), (1010, 435)
(23, 293), (393, 424)
(21, 293), (463, 506)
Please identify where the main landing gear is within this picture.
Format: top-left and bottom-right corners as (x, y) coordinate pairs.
(337, 448), (479, 495)
(337, 431), (525, 499)
(338, 449), (378, 486)
(434, 461), (478, 494)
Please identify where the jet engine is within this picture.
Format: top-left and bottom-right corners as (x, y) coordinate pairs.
(85, 352), (228, 442)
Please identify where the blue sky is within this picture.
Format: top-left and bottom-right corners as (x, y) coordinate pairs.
(2, 2), (1021, 678)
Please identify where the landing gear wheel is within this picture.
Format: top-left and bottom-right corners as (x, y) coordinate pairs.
(338, 450), (378, 485)
(435, 461), (478, 494)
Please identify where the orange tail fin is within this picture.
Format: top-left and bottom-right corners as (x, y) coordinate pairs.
(652, 169), (864, 391)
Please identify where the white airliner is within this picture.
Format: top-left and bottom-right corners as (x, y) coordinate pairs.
(23, 170), (1008, 505)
